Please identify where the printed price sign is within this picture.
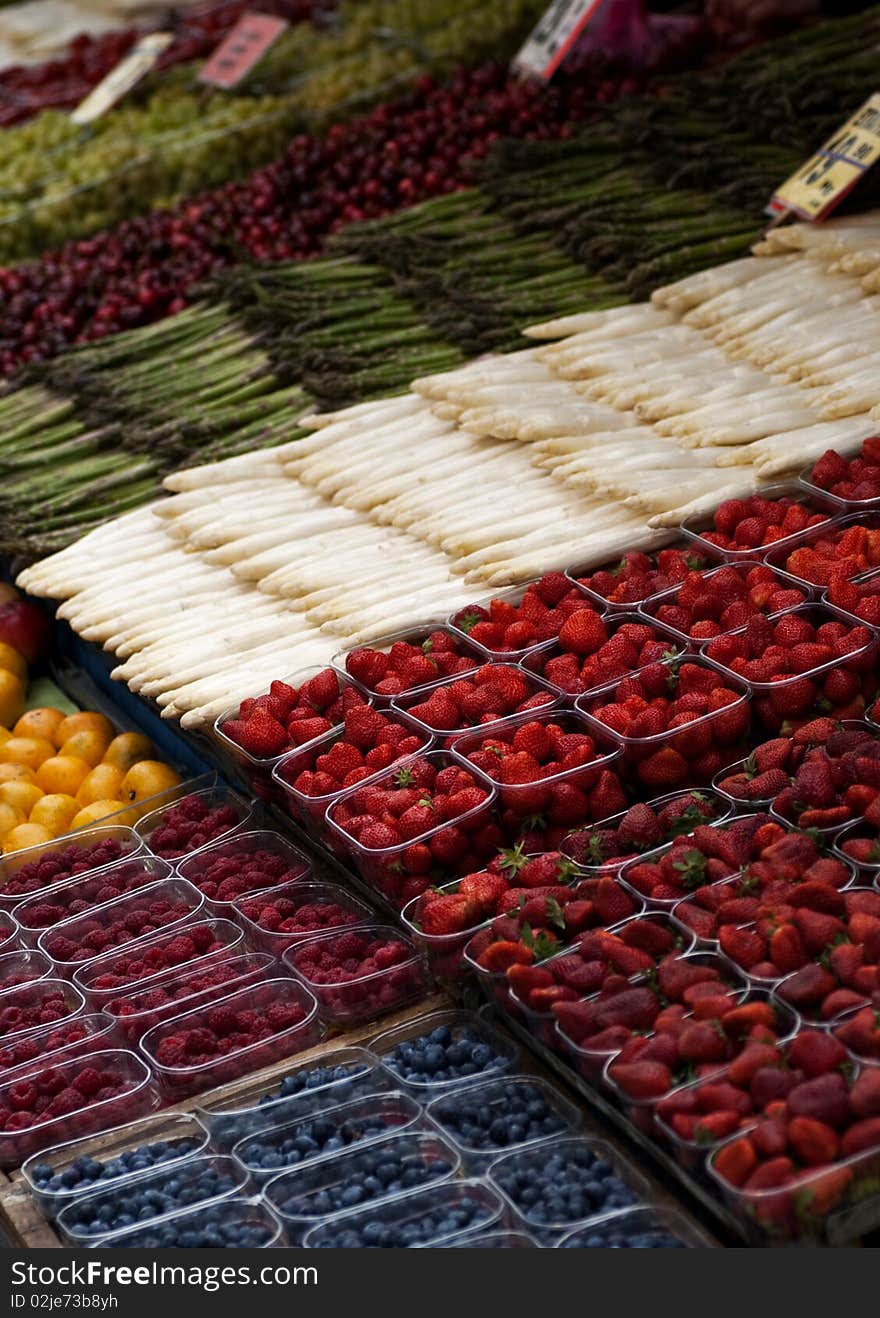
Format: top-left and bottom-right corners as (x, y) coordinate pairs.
(513, 0), (604, 81)
(199, 12), (288, 90)
(71, 32), (173, 125)
(768, 93), (880, 222)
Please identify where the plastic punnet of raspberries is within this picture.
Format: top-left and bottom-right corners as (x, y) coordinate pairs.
(147, 795), (243, 860)
(3, 839), (131, 899)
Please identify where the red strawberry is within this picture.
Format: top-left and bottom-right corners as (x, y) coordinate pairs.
(840, 1116), (880, 1157)
(850, 1067), (880, 1118)
(557, 610), (608, 656)
(786, 1073), (851, 1128)
(744, 1156), (795, 1190)
(788, 1116), (839, 1166)
(787, 1031), (850, 1078)
(609, 1060), (672, 1099)
(713, 1136), (758, 1187)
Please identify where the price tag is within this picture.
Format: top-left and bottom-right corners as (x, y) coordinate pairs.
(71, 32), (173, 125)
(199, 12), (288, 90)
(768, 93), (880, 222)
(513, 0), (605, 81)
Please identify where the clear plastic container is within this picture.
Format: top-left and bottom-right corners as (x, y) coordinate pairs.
(424, 1074), (582, 1172)
(680, 482), (844, 565)
(508, 912), (698, 1054)
(0, 977), (85, 1044)
(487, 1135), (650, 1244)
(12, 856), (174, 946)
(263, 1130), (461, 1243)
(638, 559), (814, 649)
(37, 876), (206, 977)
(400, 877), (494, 988)
(58, 1153), (249, 1244)
(706, 1127), (880, 1245)
(799, 458), (880, 512)
(445, 582), (566, 662)
(601, 989), (798, 1139)
(712, 754), (780, 812)
(556, 1204), (712, 1248)
(390, 665), (559, 747)
(449, 708), (622, 820)
(231, 1091), (422, 1185)
(832, 819), (880, 880)
(565, 542), (722, 614)
(21, 1110), (211, 1220)
(196, 1045), (389, 1149)
(301, 1178), (507, 1248)
(701, 602), (879, 731)
(283, 924), (430, 1028)
(106, 951), (276, 1045)
(173, 829), (312, 913)
(73, 916), (247, 1010)
(324, 750), (498, 908)
(271, 717), (432, 843)
(560, 787), (733, 875)
(763, 508), (880, 589)
(576, 656), (751, 789)
(520, 612), (684, 700)
(332, 623), (483, 708)
(0, 948), (52, 989)
(0, 1049), (157, 1168)
(234, 881), (376, 958)
(135, 786), (254, 862)
(369, 1009), (519, 1100)
(445, 1229), (540, 1248)
(140, 977), (320, 1101)
(0, 1012), (118, 1082)
(94, 1196), (283, 1248)
(0, 911), (18, 956)
(213, 664), (367, 804)
(0, 826), (144, 914)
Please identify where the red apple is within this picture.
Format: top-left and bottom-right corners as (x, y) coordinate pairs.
(0, 599), (51, 664)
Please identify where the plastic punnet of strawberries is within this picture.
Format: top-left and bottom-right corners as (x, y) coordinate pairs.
(285, 927), (425, 1023)
(704, 609), (877, 732)
(571, 546), (712, 608)
(808, 439), (880, 504)
(606, 995), (794, 1113)
(220, 668), (367, 761)
(672, 829), (855, 946)
(448, 570), (605, 656)
(145, 794), (244, 861)
(620, 814), (780, 905)
(715, 717), (846, 807)
(394, 664), (555, 742)
(719, 888), (880, 1019)
(770, 725), (880, 832)
(343, 629), (479, 700)
(279, 704), (428, 802)
(690, 1037), (880, 1238)
(645, 563), (808, 643)
(327, 755), (499, 906)
(0, 837), (134, 900)
(452, 713), (625, 824)
(523, 614), (680, 698)
(826, 569), (880, 627)
(579, 658), (750, 791)
(832, 991), (880, 1061)
(561, 790), (728, 873)
(684, 493), (832, 554)
(775, 519), (880, 589)
(550, 949), (743, 1076)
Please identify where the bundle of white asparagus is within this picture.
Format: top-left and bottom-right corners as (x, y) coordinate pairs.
(20, 215), (880, 727)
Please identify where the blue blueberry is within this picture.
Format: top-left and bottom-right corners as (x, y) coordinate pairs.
(311, 1193), (490, 1247)
(431, 1081), (567, 1153)
(275, 1140), (454, 1220)
(32, 1137), (200, 1196)
(261, 1060), (368, 1104)
(385, 1027), (507, 1088)
(492, 1145), (640, 1229)
(61, 1160), (239, 1238)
